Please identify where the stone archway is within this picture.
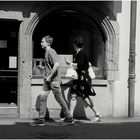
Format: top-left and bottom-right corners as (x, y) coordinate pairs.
(21, 2), (120, 118)
(26, 3), (119, 81)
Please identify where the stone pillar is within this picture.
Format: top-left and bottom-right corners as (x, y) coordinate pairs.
(18, 21), (32, 118)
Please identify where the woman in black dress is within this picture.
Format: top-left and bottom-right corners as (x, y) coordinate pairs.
(65, 35), (102, 122)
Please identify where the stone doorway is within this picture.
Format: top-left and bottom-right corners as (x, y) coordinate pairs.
(23, 2), (119, 118)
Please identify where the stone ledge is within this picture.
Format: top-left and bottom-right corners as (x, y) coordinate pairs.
(31, 78), (108, 86)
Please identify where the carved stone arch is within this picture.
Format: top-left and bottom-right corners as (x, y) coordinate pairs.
(25, 3), (119, 81)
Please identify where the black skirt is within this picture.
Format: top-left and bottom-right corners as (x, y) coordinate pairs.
(71, 70), (96, 98)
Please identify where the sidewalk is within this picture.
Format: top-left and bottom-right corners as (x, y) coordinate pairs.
(0, 116), (140, 125)
(0, 117), (140, 139)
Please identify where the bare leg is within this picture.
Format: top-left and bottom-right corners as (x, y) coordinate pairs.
(70, 94), (77, 117)
(83, 96), (101, 121)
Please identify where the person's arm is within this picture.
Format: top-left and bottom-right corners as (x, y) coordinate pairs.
(46, 62), (59, 82)
(64, 57), (77, 69)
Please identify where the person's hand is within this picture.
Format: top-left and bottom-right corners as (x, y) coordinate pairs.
(45, 76), (51, 82)
(38, 65), (45, 70)
(64, 57), (71, 65)
(89, 62), (92, 66)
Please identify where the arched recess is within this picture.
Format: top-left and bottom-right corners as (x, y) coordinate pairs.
(25, 3), (119, 81)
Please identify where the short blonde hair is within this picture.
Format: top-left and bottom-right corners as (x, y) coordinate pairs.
(43, 35), (53, 45)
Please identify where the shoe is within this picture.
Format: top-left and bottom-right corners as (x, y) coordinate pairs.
(92, 114), (102, 122)
(30, 118), (46, 126)
(60, 117), (65, 121)
(63, 117), (74, 123)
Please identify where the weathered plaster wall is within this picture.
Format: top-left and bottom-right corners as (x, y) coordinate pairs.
(112, 1), (130, 117)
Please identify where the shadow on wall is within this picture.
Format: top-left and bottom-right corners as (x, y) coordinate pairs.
(94, 1), (122, 21)
(61, 83), (89, 120)
(0, 1), (122, 20)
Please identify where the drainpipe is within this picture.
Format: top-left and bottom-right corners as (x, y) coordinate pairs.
(128, 0), (137, 117)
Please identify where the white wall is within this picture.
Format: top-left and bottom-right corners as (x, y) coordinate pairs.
(112, 1), (131, 117)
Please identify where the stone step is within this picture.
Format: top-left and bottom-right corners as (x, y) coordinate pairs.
(0, 107), (18, 117)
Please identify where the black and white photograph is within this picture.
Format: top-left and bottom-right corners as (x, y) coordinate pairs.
(0, 0), (140, 139)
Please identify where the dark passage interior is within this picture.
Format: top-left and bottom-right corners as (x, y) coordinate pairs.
(33, 9), (106, 79)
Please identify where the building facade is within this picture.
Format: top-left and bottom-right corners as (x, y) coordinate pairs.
(0, 1), (139, 119)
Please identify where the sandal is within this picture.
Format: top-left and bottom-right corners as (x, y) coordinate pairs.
(92, 113), (102, 122)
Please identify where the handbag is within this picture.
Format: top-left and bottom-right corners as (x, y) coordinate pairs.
(65, 67), (78, 80)
(88, 66), (95, 79)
